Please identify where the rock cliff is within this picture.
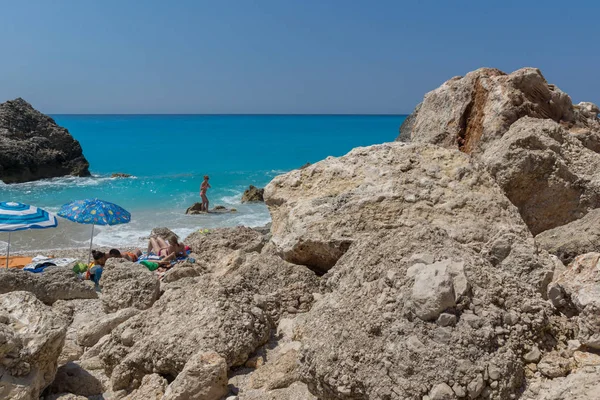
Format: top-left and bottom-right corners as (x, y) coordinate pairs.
(0, 98), (90, 183)
(398, 67), (600, 235)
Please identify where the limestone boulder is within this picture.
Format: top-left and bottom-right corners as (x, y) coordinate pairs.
(0, 291), (68, 400)
(399, 67), (591, 152)
(236, 382), (318, 400)
(52, 299), (105, 365)
(480, 117), (600, 234)
(535, 208), (600, 264)
(100, 258), (160, 313)
(98, 275), (271, 392)
(98, 250), (318, 394)
(520, 366), (600, 399)
(0, 267), (98, 305)
(123, 373), (168, 400)
(265, 142), (555, 399)
(45, 361), (105, 397)
(397, 102), (421, 143)
(242, 185), (265, 203)
(77, 307), (139, 347)
(265, 142), (552, 288)
(161, 261), (207, 283)
(162, 351), (228, 400)
(184, 226), (265, 271)
(44, 394), (88, 400)
(547, 252), (600, 349)
(398, 67), (600, 235)
(0, 98), (90, 183)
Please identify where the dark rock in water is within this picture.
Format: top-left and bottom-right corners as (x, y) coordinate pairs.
(186, 203), (237, 214)
(396, 102), (421, 142)
(241, 185), (265, 203)
(0, 98), (90, 183)
(186, 202), (205, 214)
(111, 173), (132, 178)
(299, 162), (311, 170)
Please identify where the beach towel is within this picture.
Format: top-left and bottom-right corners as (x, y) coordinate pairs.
(0, 256), (33, 269)
(24, 262), (56, 273)
(23, 256), (77, 271)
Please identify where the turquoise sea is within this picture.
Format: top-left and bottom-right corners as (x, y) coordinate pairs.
(0, 115), (405, 251)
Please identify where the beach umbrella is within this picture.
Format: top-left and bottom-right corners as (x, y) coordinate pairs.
(0, 201), (58, 268)
(57, 198), (131, 263)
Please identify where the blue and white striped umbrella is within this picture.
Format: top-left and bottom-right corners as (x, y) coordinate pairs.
(0, 202), (58, 268)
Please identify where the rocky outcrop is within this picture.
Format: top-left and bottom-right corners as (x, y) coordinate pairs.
(98, 274), (271, 392)
(535, 209), (600, 265)
(521, 366), (600, 399)
(77, 307), (139, 348)
(99, 258), (160, 313)
(186, 203), (237, 214)
(397, 102), (421, 142)
(398, 67), (596, 151)
(111, 173), (132, 178)
(0, 291), (68, 400)
(162, 351), (228, 400)
(123, 374), (167, 400)
(548, 252), (600, 349)
(52, 299), (105, 365)
(97, 250), (318, 394)
(241, 185), (265, 203)
(184, 226), (265, 271)
(398, 67), (600, 235)
(0, 267), (98, 305)
(265, 142), (553, 286)
(266, 142), (556, 399)
(480, 117), (600, 234)
(0, 98), (90, 183)
(46, 361), (105, 397)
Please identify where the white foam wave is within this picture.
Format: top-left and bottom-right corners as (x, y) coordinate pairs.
(267, 169), (288, 175)
(0, 175), (126, 190)
(220, 194), (243, 205)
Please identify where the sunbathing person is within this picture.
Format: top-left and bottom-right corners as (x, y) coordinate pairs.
(108, 248), (142, 262)
(147, 233), (187, 262)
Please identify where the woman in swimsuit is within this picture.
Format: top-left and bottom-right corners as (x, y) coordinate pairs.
(147, 234), (186, 262)
(200, 175), (211, 212)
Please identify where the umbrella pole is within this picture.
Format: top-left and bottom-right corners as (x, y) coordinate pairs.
(5, 232), (10, 268)
(88, 224), (95, 265)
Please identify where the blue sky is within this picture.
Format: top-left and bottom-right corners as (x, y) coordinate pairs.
(1, 0), (598, 114)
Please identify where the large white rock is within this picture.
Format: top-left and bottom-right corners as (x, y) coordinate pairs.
(266, 142), (555, 399)
(0, 291), (68, 400)
(410, 260), (456, 321)
(100, 258), (160, 313)
(76, 307), (139, 347)
(399, 67), (600, 235)
(163, 351), (228, 400)
(548, 252), (600, 349)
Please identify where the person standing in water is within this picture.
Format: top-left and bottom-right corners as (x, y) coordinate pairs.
(200, 175), (211, 212)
